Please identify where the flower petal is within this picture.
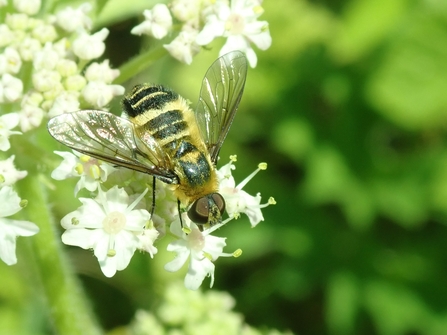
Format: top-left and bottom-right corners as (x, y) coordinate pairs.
(246, 26), (272, 50)
(113, 231), (139, 270)
(203, 235), (227, 260)
(0, 186), (21, 217)
(61, 228), (98, 249)
(0, 228), (18, 265)
(125, 209), (151, 230)
(185, 256), (215, 290)
(165, 242), (190, 272)
(100, 186), (128, 214)
(5, 219), (39, 236)
(1, 112), (20, 129)
(98, 256), (117, 277)
(60, 199), (105, 229)
(196, 17), (225, 45)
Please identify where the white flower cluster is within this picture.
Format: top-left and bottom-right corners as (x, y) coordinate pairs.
(0, 107), (38, 266)
(129, 282), (294, 335)
(0, 185), (39, 266)
(131, 0), (272, 67)
(0, 1), (124, 133)
(52, 152), (274, 289)
(0, 0), (128, 267)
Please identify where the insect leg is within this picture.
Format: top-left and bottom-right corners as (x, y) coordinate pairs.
(177, 199), (183, 228)
(150, 176), (156, 218)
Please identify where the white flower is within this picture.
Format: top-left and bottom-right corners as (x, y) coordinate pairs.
(218, 156), (274, 227)
(21, 90), (43, 107)
(165, 215), (232, 290)
(17, 37), (41, 61)
(55, 3), (92, 32)
(0, 186), (39, 265)
(33, 42), (60, 71)
(0, 47), (22, 74)
(0, 24), (15, 48)
(47, 91), (80, 118)
(51, 151), (116, 195)
(18, 103), (44, 131)
(31, 23), (57, 44)
(72, 28), (109, 60)
(137, 224), (159, 258)
(84, 60), (120, 83)
(131, 4), (172, 39)
(164, 28), (201, 65)
(32, 69), (61, 92)
(196, 0), (271, 67)
(0, 155), (27, 185)
(51, 37), (69, 57)
(171, 0), (202, 23)
(60, 186), (150, 277)
(82, 81), (125, 108)
(63, 74), (87, 92)
(0, 73), (23, 102)
(0, 113), (21, 151)
(41, 81), (64, 102)
(5, 13), (29, 31)
(56, 59), (78, 77)
(13, 0), (41, 15)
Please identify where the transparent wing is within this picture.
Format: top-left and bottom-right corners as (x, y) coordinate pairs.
(195, 51), (248, 163)
(47, 110), (178, 183)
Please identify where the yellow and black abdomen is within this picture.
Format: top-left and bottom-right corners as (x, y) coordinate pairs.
(122, 84), (218, 204)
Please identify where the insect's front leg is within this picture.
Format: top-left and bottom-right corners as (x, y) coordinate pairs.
(150, 176), (156, 218)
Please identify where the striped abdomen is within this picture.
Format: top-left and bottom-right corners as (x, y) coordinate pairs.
(122, 84), (218, 202)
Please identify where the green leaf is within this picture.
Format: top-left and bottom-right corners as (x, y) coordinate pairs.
(365, 7), (447, 129)
(329, 0), (408, 63)
(326, 272), (360, 335)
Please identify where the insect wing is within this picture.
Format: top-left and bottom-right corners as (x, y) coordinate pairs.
(195, 51), (248, 163)
(47, 110), (177, 182)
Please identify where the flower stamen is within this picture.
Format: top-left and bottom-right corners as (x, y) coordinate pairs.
(80, 155), (90, 163)
(237, 163), (267, 190)
(233, 249), (242, 257)
(75, 163), (83, 175)
(203, 251), (213, 260)
(107, 249), (116, 257)
(127, 188), (149, 212)
(88, 164), (100, 179)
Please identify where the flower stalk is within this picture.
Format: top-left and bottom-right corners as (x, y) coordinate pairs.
(114, 46), (168, 84)
(16, 175), (103, 335)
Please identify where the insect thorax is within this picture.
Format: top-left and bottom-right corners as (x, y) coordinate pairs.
(122, 84), (218, 203)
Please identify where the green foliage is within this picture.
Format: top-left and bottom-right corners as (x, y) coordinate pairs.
(203, 0), (447, 334)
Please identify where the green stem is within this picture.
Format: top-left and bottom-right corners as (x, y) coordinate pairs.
(114, 47), (168, 84)
(17, 175), (104, 335)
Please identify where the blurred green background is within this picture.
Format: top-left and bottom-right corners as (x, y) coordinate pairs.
(4, 0), (447, 334)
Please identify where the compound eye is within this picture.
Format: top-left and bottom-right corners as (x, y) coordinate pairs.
(187, 197), (209, 224)
(211, 193), (225, 216)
